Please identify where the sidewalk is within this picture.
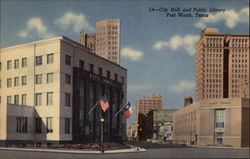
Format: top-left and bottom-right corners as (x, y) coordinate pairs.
(0, 146), (146, 154)
(189, 145), (250, 150)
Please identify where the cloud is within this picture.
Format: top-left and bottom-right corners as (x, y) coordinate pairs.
(154, 35), (199, 55)
(169, 80), (195, 92)
(55, 11), (94, 33)
(195, 7), (249, 29)
(121, 47), (144, 61)
(18, 17), (55, 39)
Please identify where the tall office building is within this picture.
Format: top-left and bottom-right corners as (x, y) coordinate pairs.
(196, 28), (249, 101)
(136, 94), (163, 123)
(0, 36), (127, 146)
(80, 19), (121, 64)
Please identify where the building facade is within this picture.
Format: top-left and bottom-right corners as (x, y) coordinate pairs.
(80, 19), (120, 64)
(173, 98), (249, 148)
(196, 28), (249, 101)
(0, 36), (127, 146)
(136, 94), (163, 124)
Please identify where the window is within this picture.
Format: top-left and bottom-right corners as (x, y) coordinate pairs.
(0, 62), (1, 71)
(65, 74), (71, 84)
(22, 94), (26, 105)
(65, 93), (71, 107)
(14, 59), (19, 69)
(46, 117), (53, 133)
(89, 64), (94, 73)
(107, 71), (110, 79)
(98, 67), (103, 76)
(0, 96), (1, 104)
(7, 60), (12, 70)
(14, 77), (19, 87)
(65, 118), (70, 134)
(35, 74), (42, 84)
(22, 76), (27, 85)
(114, 73), (118, 81)
(0, 80), (1, 88)
(215, 109), (225, 128)
(47, 54), (54, 64)
(14, 95), (19, 105)
(65, 55), (71, 65)
(47, 92), (53, 105)
(121, 76), (124, 84)
(22, 57), (27, 67)
(36, 56), (42, 66)
(16, 117), (28, 133)
(7, 96), (12, 104)
(79, 60), (84, 69)
(35, 118), (42, 133)
(7, 78), (12, 88)
(35, 93), (42, 106)
(47, 73), (53, 83)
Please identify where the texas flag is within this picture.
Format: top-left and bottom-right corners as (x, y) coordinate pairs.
(124, 102), (132, 118)
(100, 96), (109, 112)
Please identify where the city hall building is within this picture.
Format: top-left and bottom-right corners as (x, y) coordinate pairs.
(0, 36), (127, 146)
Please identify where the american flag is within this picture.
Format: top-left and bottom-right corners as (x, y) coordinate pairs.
(100, 96), (109, 112)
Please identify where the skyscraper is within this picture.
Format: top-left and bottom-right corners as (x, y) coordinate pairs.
(80, 19), (121, 64)
(136, 94), (163, 123)
(196, 28), (249, 101)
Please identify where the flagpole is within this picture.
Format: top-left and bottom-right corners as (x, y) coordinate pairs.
(88, 95), (105, 114)
(113, 103), (128, 119)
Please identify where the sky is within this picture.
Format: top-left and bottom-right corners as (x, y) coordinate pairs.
(0, 0), (249, 126)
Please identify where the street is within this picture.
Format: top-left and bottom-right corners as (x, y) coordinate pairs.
(0, 147), (249, 159)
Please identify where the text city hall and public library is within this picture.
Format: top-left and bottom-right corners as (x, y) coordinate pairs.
(0, 18), (249, 148)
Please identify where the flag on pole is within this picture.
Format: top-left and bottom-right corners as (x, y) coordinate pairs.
(124, 102), (132, 118)
(100, 96), (109, 112)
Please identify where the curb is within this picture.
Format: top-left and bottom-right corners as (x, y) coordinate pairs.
(0, 147), (146, 154)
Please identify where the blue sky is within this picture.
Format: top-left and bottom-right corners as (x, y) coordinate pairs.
(1, 0), (249, 125)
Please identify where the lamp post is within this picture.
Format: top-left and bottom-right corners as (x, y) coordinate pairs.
(100, 118), (104, 153)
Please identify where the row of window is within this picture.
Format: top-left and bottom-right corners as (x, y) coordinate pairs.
(232, 69), (248, 73)
(206, 94), (222, 98)
(206, 84), (222, 88)
(232, 54), (248, 58)
(5, 94), (27, 105)
(16, 117), (70, 134)
(232, 48), (249, 53)
(232, 64), (248, 68)
(206, 59), (222, 63)
(4, 92), (71, 107)
(231, 39), (248, 43)
(0, 58), (27, 71)
(232, 59), (248, 63)
(35, 73), (54, 84)
(232, 74), (248, 78)
(206, 69), (222, 73)
(206, 64), (222, 68)
(231, 44), (248, 48)
(2, 54), (54, 71)
(4, 76), (27, 88)
(36, 54), (54, 66)
(205, 53), (222, 57)
(206, 89), (222, 93)
(206, 79), (222, 83)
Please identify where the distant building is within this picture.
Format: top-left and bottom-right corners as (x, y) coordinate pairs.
(184, 96), (193, 106)
(145, 109), (177, 141)
(173, 98), (249, 148)
(126, 123), (138, 141)
(80, 19), (121, 64)
(196, 28), (249, 101)
(136, 94), (163, 124)
(0, 36), (127, 146)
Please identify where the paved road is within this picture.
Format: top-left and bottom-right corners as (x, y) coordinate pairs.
(0, 147), (249, 159)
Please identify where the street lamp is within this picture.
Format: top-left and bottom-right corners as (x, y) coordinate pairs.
(100, 118), (104, 153)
